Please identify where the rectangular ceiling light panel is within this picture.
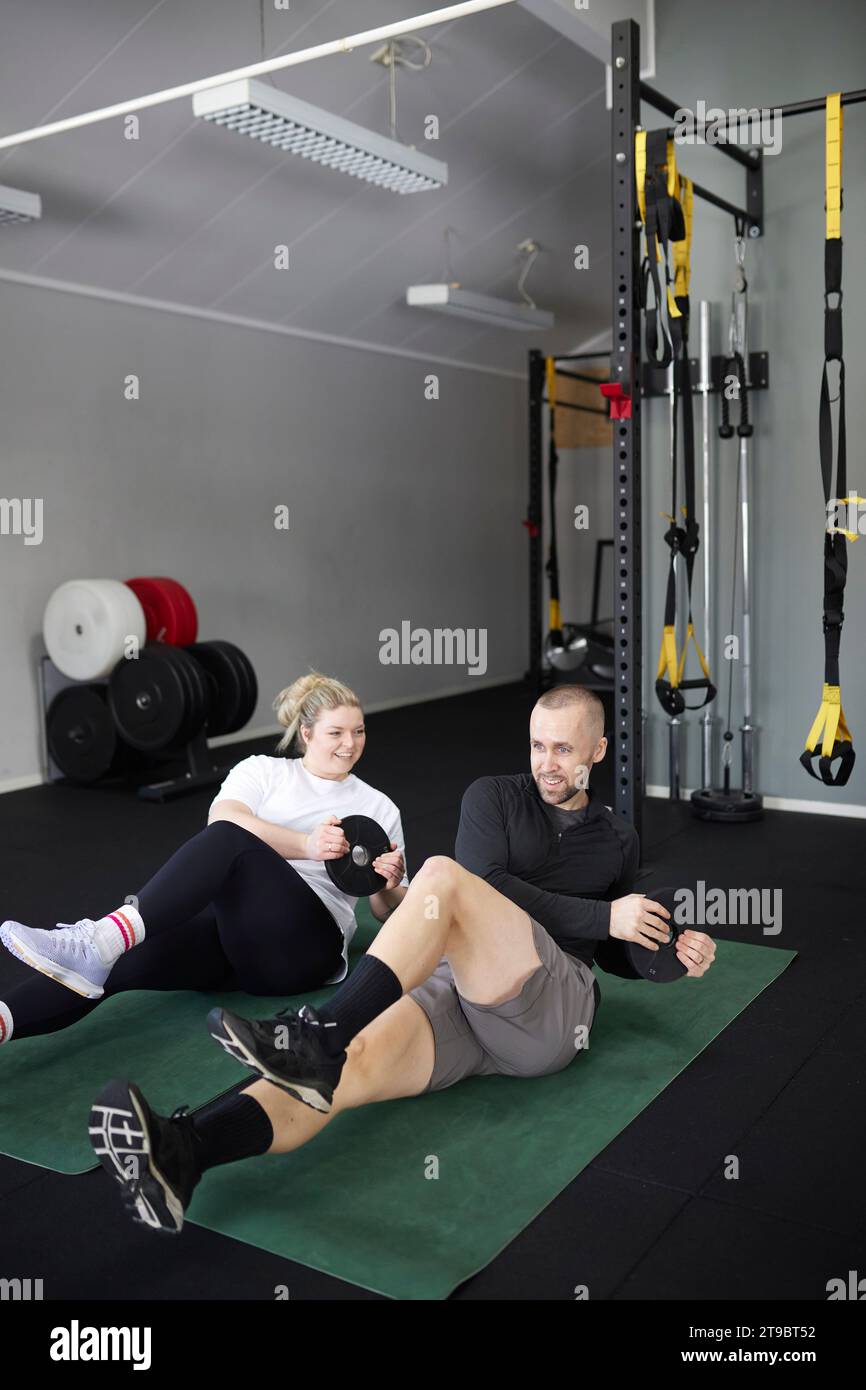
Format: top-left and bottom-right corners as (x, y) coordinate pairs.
(0, 183), (41, 224)
(193, 79), (447, 194)
(406, 283), (554, 330)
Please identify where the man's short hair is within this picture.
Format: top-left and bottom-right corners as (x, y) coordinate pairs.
(535, 685), (605, 742)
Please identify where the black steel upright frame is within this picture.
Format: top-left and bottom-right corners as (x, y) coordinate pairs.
(609, 20), (643, 840)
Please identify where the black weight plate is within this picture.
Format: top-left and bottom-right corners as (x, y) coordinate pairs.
(325, 815), (391, 897)
(690, 788), (764, 822)
(185, 642), (244, 736)
(173, 646), (209, 741)
(149, 644), (196, 746)
(158, 643), (209, 744)
(625, 930), (688, 982)
(211, 640), (258, 733)
(47, 685), (117, 783)
(624, 884), (687, 983)
(108, 645), (188, 751)
(228, 643), (258, 731)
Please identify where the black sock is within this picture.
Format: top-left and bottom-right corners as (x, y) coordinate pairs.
(190, 1087), (274, 1174)
(314, 954), (402, 1054)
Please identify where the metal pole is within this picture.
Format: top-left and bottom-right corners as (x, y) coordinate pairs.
(698, 302), (714, 789)
(738, 307), (756, 793)
(740, 431), (756, 791)
(669, 715), (682, 800)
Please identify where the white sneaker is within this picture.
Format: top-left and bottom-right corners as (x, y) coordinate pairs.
(0, 919), (112, 999)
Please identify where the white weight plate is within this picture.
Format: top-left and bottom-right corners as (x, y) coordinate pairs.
(43, 579), (147, 681)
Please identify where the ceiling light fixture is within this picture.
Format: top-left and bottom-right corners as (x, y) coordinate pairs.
(407, 236), (554, 330)
(0, 183), (41, 224)
(406, 284), (554, 329)
(193, 78), (447, 194)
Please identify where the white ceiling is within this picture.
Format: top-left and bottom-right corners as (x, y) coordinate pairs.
(0, 0), (613, 373)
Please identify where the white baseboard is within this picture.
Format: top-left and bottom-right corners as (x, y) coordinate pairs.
(646, 783), (866, 820)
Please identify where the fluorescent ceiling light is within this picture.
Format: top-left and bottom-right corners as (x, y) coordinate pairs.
(0, 183), (41, 224)
(406, 283), (554, 330)
(193, 78), (447, 194)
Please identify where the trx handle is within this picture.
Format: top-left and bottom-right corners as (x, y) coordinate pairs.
(802, 94), (855, 785)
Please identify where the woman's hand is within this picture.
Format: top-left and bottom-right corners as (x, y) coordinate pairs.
(305, 816), (350, 862)
(372, 844), (405, 890)
(609, 893), (672, 950)
(676, 930), (717, 978)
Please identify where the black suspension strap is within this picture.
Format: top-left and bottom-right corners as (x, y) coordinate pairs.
(648, 153), (715, 717)
(801, 94), (859, 786)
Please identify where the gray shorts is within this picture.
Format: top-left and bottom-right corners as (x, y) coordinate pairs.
(409, 916), (599, 1093)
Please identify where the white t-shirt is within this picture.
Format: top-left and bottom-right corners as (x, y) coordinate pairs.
(210, 754), (408, 983)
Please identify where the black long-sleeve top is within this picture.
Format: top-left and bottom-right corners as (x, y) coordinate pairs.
(454, 773), (640, 968)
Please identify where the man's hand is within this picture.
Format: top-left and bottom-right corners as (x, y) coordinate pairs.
(676, 930), (716, 978)
(372, 843), (405, 890)
(609, 893), (672, 950)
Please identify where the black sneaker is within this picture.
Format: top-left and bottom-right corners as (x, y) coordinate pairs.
(207, 1003), (346, 1113)
(88, 1079), (201, 1234)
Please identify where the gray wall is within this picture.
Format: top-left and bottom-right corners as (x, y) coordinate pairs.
(640, 0), (866, 806)
(0, 278), (526, 785)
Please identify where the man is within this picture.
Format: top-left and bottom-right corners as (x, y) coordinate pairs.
(89, 685), (716, 1233)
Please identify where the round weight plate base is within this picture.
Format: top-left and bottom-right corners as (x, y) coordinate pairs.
(690, 788), (764, 822)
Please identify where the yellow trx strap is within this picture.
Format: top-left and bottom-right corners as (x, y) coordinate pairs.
(672, 174), (693, 304)
(635, 129), (647, 225)
(825, 91), (843, 240)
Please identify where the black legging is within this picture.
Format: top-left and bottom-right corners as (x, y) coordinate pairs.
(4, 820), (345, 1040)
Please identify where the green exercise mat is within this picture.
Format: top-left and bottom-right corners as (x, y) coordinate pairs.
(0, 919), (794, 1300)
(0, 903), (383, 1174)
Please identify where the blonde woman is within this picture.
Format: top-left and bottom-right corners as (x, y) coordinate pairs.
(0, 674), (407, 1045)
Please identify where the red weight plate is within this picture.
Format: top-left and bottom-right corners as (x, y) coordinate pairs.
(158, 578), (198, 645)
(125, 578), (198, 646)
(125, 577), (178, 644)
(174, 580), (199, 645)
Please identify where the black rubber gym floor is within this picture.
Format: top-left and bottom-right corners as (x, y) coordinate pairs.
(1, 681), (863, 1300)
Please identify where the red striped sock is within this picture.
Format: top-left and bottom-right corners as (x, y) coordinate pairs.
(0, 1000), (13, 1044)
(92, 905), (146, 965)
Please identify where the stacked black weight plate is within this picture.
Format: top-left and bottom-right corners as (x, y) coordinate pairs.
(108, 644), (208, 751)
(184, 640), (257, 736)
(47, 685), (117, 783)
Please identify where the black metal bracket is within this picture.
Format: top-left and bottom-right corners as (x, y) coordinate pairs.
(642, 351), (769, 396)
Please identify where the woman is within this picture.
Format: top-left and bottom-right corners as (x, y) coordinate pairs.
(0, 672), (408, 1044)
